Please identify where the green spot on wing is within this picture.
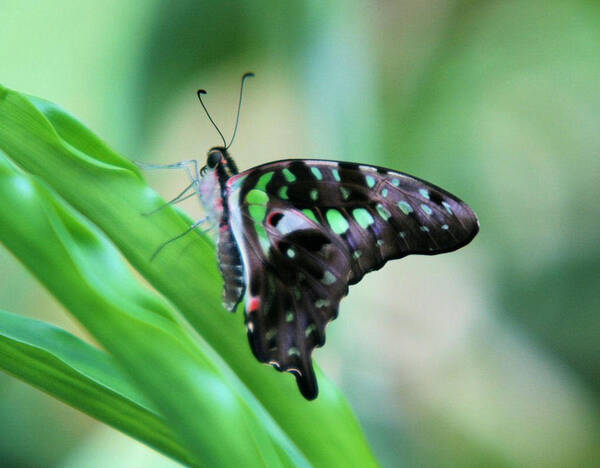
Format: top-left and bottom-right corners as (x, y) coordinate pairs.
(309, 189), (318, 201)
(252, 220), (270, 253)
(397, 201), (413, 215)
(421, 204), (433, 215)
(248, 205), (270, 253)
(255, 172), (274, 191)
(352, 208), (374, 229)
(310, 167), (323, 180)
(442, 201), (453, 214)
(376, 203), (392, 221)
(331, 168), (341, 182)
(246, 189), (269, 205)
(302, 209), (318, 223)
(278, 185), (288, 200)
(282, 168), (296, 183)
(366, 175), (375, 188)
(326, 209), (349, 234)
(340, 186), (351, 200)
(321, 271), (336, 285)
(259, 236), (270, 253)
(249, 204), (267, 222)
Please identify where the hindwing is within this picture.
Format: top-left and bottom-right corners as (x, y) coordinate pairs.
(226, 159), (479, 399)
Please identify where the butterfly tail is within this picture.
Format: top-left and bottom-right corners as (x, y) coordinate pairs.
(293, 361), (318, 400)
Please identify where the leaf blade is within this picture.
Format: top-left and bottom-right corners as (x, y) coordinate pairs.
(0, 85), (378, 467)
(0, 148), (309, 468)
(0, 308), (194, 466)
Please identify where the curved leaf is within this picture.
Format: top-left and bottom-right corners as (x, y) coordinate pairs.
(0, 148), (308, 468)
(0, 309), (194, 465)
(0, 85), (378, 467)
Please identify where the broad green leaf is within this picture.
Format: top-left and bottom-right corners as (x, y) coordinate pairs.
(0, 148), (308, 468)
(0, 85), (378, 467)
(0, 308), (194, 465)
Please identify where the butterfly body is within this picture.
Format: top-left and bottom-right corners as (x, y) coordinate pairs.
(197, 147), (479, 400)
(198, 148), (245, 311)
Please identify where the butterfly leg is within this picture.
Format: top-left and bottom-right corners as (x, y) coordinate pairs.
(143, 181), (197, 216)
(136, 159), (205, 215)
(135, 160), (201, 186)
(150, 217), (210, 261)
(135, 159), (200, 172)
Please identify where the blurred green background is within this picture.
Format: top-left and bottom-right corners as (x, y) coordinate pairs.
(1, 1), (600, 466)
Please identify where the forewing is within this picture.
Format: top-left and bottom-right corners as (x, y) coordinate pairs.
(226, 159), (479, 399)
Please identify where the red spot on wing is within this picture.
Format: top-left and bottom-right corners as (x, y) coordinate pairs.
(248, 297), (260, 312)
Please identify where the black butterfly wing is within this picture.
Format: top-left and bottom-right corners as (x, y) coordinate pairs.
(226, 159), (479, 399)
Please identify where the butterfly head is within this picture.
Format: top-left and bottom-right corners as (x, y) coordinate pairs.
(204, 146), (238, 178)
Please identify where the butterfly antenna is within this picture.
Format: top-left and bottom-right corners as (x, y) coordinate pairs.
(196, 89), (227, 148)
(226, 72), (254, 150)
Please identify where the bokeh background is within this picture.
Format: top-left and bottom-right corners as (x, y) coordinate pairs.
(2, 1), (600, 466)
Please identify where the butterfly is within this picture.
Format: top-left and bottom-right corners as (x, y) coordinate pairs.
(146, 74), (479, 400)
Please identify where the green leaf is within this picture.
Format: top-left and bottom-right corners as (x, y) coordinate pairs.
(0, 85), (378, 467)
(0, 146), (307, 468)
(0, 308), (194, 465)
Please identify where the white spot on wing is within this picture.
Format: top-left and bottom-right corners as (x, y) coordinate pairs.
(421, 204), (433, 215)
(321, 271), (336, 285)
(275, 211), (313, 235)
(442, 201), (453, 214)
